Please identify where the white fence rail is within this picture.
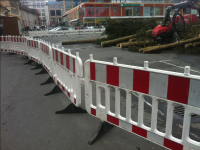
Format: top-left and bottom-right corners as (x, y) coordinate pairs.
(1, 35), (200, 150)
(28, 29), (105, 37)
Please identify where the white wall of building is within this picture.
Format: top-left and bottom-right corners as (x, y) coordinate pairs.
(20, 0), (50, 26)
(20, 10), (38, 27)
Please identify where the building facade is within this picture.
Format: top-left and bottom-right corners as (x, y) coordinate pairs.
(20, 0), (50, 27)
(20, 5), (39, 27)
(47, 1), (62, 27)
(65, 2), (199, 27)
(0, 0), (22, 21)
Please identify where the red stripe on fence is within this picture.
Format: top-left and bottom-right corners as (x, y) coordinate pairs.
(5, 50), (7, 52)
(52, 49), (54, 60)
(34, 41), (36, 48)
(57, 80), (60, 86)
(17, 37), (19, 42)
(167, 75), (190, 104)
(132, 125), (147, 138)
(133, 70), (150, 94)
(20, 37), (22, 43)
(91, 108), (96, 116)
(3, 37), (6, 41)
(1, 49), (3, 51)
(107, 65), (119, 86)
(14, 37), (16, 42)
(73, 58), (75, 74)
(66, 55), (70, 69)
(60, 52), (63, 65)
(67, 91), (70, 98)
(107, 114), (119, 126)
(0, 37), (2, 41)
(62, 85), (65, 91)
(55, 50), (58, 62)
(74, 98), (76, 104)
(90, 62), (96, 80)
(11, 37), (13, 42)
(164, 138), (183, 150)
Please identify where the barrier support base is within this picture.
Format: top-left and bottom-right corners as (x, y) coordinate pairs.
(88, 121), (114, 145)
(35, 68), (48, 75)
(55, 103), (87, 114)
(24, 60), (33, 65)
(44, 85), (62, 96)
(31, 64), (43, 70)
(40, 77), (54, 85)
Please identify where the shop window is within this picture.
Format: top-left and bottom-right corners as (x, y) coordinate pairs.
(154, 7), (161, 16)
(133, 7), (140, 16)
(185, 8), (191, 14)
(126, 7), (132, 16)
(144, 7), (154, 16)
(85, 7), (109, 17)
(192, 9), (198, 14)
(50, 10), (55, 16)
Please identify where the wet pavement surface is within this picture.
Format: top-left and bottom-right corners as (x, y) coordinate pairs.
(1, 33), (200, 150)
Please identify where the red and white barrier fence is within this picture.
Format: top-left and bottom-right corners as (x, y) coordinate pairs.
(0, 35), (27, 55)
(1, 35), (200, 150)
(84, 54), (200, 150)
(51, 45), (83, 107)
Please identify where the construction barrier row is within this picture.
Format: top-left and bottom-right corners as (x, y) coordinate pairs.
(28, 29), (105, 37)
(1, 35), (200, 150)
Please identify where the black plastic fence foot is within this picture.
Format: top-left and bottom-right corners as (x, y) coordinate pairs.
(88, 121), (114, 145)
(24, 60), (33, 65)
(35, 68), (48, 75)
(31, 64), (43, 70)
(44, 85), (62, 96)
(55, 103), (87, 114)
(40, 77), (54, 85)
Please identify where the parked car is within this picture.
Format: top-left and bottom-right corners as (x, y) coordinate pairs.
(54, 27), (68, 31)
(88, 26), (100, 29)
(36, 26), (40, 30)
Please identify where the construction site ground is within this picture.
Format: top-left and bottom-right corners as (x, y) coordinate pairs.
(1, 33), (200, 150)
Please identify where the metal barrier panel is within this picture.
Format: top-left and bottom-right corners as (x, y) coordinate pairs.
(84, 55), (200, 150)
(51, 45), (83, 107)
(39, 39), (52, 76)
(26, 37), (41, 63)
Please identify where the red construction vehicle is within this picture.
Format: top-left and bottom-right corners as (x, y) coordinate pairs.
(152, 0), (200, 43)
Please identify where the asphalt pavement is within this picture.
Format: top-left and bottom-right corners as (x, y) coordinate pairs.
(1, 33), (200, 150)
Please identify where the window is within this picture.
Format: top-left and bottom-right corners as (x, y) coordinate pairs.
(50, 6), (52, 8)
(33, 2), (36, 5)
(144, 7), (154, 16)
(42, 9), (45, 12)
(39, 13), (41, 16)
(37, 3), (40, 5)
(41, 6), (44, 8)
(65, 3), (72, 9)
(154, 7), (161, 16)
(42, 13), (45, 16)
(50, 10), (55, 16)
(56, 10), (61, 16)
(56, 6), (58, 8)
(133, 7), (140, 16)
(53, 6), (55, 8)
(37, 6), (40, 8)
(43, 17), (46, 21)
(38, 9), (41, 12)
(33, 6), (36, 8)
(59, 6), (61, 8)
(125, 7), (132, 16)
